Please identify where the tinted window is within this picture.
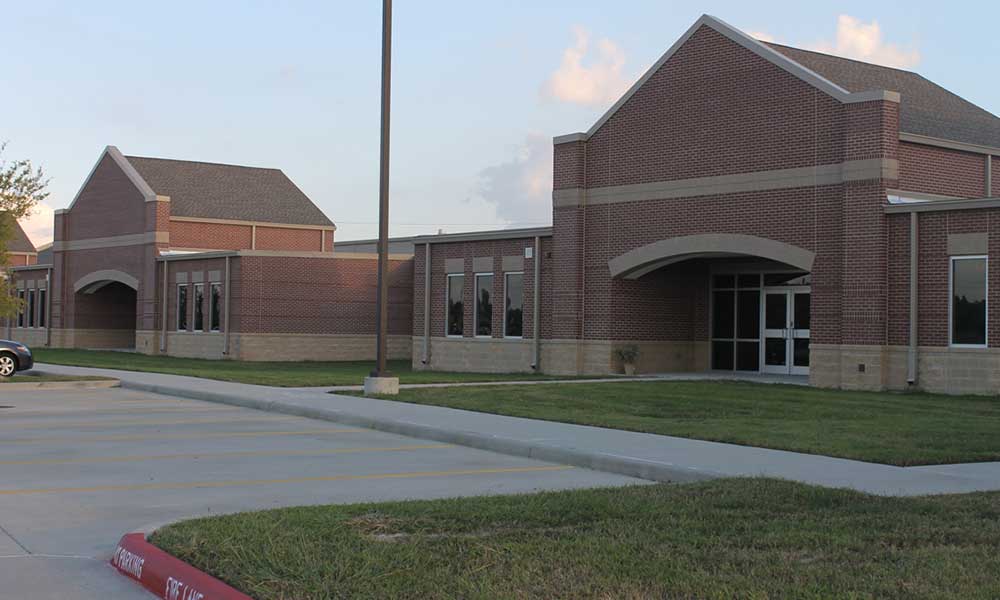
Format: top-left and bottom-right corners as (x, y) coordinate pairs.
(38, 289), (46, 328)
(210, 284), (222, 332)
(177, 285), (188, 331)
(952, 258), (987, 345)
(194, 284), (205, 331)
(736, 291), (760, 339)
(27, 290), (36, 328)
(505, 273), (523, 337)
(712, 291), (735, 339)
(447, 276), (464, 336)
(476, 275), (494, 336)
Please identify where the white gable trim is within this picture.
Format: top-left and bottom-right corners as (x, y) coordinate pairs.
(64, 146), (160, 212)
(555, 14), (899, 144)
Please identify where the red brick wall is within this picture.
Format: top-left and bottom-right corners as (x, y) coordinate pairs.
(170, 221), (253, 250)
(416, 238), (541, 340)
(7, 254), (36, 267)
(255, 226), (325, 252)
(67, 154), (147, 240)
(888, 208), (1000, 348)
(575, 25), (846, 190)
(994, 156), (1000, 197)
(898, 142), (988, 198)
(233, 255), (412, 335)
(161, 257), (229, 333)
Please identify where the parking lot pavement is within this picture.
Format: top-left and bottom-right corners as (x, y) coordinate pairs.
(0, 388), (642, 599)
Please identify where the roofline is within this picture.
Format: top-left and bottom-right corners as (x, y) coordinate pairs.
(170, 215), (336, 231)
(9, 264), (52, 272)
(885, 197), (1000, 214)
(899, 132), (1000, 156)
(64, 146), (159, 213)
(156, 250), (412, 262)
(411, 226), (553, 245)
(555, 14), (900, 145)
(334, 235), (421, 245)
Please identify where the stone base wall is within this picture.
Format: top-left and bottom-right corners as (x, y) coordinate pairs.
(164, 332), (227, 359)
(47, 328), (136, 349)
(414, 337), (706, 376)
(229, 333), (411, 362)
(7, 327), (48, 347)
(811, 343), (1000, 395)
(413, 337), (535, 373)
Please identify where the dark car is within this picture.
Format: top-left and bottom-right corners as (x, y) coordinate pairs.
(0, 340), (33, 378)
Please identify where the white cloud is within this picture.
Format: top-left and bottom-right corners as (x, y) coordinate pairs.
(542, 26), (632, 108)
(476, 133), (553, 227)
(20, 201), (54, 247)
(749, 31), (777, 43)
(745, 16), (919, 70)
(807, 15), (920, 69)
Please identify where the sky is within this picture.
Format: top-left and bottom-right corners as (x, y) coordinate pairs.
(3, 0), (998, 245)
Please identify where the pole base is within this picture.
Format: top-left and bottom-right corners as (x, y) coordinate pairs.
(364, 376), (400, 396)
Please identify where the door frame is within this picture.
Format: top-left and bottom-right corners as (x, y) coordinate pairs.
(761, 286), (811, 375)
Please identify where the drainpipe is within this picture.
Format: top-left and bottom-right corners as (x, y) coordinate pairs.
(907, 212), (918, 385)
(532, 235), (542, 371)
(160, 260), (168, 353)
(421, 243), (430, 365)
(223, 255), (232, 356)
(45, 267), (52, 347)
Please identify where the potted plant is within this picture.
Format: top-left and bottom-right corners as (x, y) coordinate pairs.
(614, 345), (640, 376)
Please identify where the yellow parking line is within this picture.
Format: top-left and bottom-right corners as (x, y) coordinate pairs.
(0, 444), (454, 466)
(0, 429), (364, 444)
(0, 465), (573, 496)
(0, 415), (299, 431)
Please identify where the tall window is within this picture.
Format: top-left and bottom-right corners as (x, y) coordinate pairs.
(193, 284), (205, 332)
(210, 283), (222, 332)
(16, 290), (25, 328)
(446, 275), (464, 336)
(38, 289), (47, 328)
(504, 273), (523, 338)
(177, 285), (188, 331)
(27, 289), (36, 328)
(475, 274), (493, 337)
(951, 256), (987, 346)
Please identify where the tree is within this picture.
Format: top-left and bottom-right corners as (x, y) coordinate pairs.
(1, 142), (49, 319)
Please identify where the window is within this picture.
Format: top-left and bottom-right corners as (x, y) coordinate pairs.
(711, 273), (761, 371)
(193, 284), (205, 332)
(16, 290), (25, 328)
(38, 289), (46, 328)
(177, 285), (188, 331)
(27, 289), (36, 328)
(210, 283), (222, 332)
(951, 256), (987, 346)
(504, 272), (523, 338)
(475, 274), (493, 337)
(446, 275), (464, 336)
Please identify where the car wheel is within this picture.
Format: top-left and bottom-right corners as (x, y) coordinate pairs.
(0, 353), (16, 378)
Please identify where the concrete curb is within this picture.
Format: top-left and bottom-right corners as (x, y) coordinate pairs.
(1, 379), (120, 391)
(112, 531), (253, 600)
(120, 380), (719, 485)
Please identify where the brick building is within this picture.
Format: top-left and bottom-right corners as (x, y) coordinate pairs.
(6, 15), (999, 395)
(5, 219), (37, 267)
(412, 15), (1000, 395)
(7, 146), (412, 359)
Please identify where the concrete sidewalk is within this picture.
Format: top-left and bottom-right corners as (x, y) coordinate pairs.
(34, 363), (1000, 497)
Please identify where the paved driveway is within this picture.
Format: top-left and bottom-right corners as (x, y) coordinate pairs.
(0, 388), (640, 599)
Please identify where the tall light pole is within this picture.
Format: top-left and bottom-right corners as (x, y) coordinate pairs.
(365, 0), (399, 395)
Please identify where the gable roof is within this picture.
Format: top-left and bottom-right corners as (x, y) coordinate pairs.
(4, 217), (36, 253)
(766, 43), (1000, 150)
(556, 14), (998, 151)
(124, 155), (334, 228)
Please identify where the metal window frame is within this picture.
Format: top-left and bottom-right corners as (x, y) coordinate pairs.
(192, 283), (205, 333)
(949, 255), (989, 348)
(176, 284), (189, 332)
(209, 282), (223, 333)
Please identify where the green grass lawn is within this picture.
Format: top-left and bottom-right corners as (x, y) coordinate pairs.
(32, 348), (579, 387)
(151, 479), (1000, 600)
(387, 380), (1000, 465)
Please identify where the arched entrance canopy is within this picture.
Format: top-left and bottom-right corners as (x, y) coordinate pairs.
(73, 270), (140, 294)
(608, 234), (815, 279)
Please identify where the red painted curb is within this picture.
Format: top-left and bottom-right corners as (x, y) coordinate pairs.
(111, 532), (254, 600)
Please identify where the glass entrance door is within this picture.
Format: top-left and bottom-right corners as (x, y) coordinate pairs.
(762, 289), (810, 375)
